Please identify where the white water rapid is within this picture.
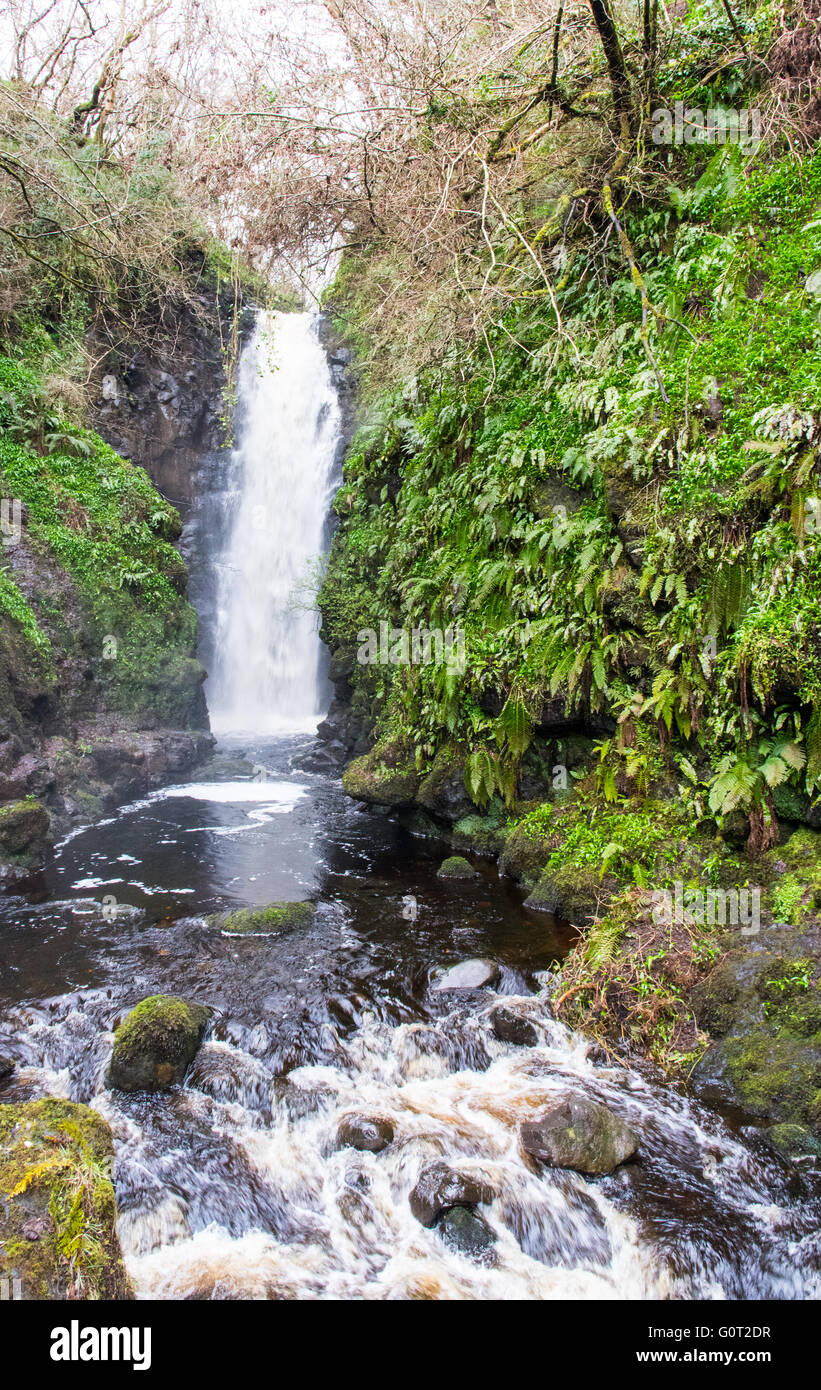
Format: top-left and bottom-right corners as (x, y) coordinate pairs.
(208, 311), (341, 733)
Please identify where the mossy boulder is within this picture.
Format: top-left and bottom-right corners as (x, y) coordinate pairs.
(417, 745), (474, 823)
(342, 739), (420, 807)
(691, 922), (821, 1134)
(499, 814), (559, 886)
(436, 855), (481, 881)
(765, 1122), (821, 1160)
(208, 901), (317, 935)
(450, 806), (508, 856)
(524, 864), (603, 926)
(0, 1099), (133, 1300)
(0, 796), (50, 853)
(107, 994), (211, 1092)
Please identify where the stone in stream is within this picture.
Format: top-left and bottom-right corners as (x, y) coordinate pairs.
(436, 855), (481, 881)
(0, 1099), (133, 1298)
(107, 994), (211, 1092)
(765, 1122), (821, 1160)
(336, 1113), (394, 1153)
(0, 1054), (15, 1083)
(520, 1096), (639, 1175)
(207, 900), (317, 935)
(432, 958), (500, 992)
(490, 1003), (539, 1047)
(436, 1204), (497, 1263)
(408, 1160), (496, 1227)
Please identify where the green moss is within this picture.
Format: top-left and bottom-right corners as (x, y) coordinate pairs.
(342, 739), (420, 806)
(210, 901), (317, 934)
(436, 855), (480, 880)
(0, 1099), (133, 1300)
(107, 994), (210, 1092)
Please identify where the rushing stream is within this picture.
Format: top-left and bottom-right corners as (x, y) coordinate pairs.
(1, 313), (820, 1301)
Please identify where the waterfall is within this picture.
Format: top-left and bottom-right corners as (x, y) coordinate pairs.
(207, 310), (341, 733)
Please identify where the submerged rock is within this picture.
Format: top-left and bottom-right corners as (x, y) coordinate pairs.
(409, 1160), (496, 1227)
(0, 1099), (133, 1299)
(520, 1096), (638, 1174)
(490, 1004), (539, 1047)
(107, 994), (211, 1092)
(436, 1204), (497, 1262)
(208, 900), (317, 934)
(336, 1113), (394, 1153)
(0, 1054), (15, 1083)
(436, 855), (481, 880)
(432, 958), (499, 992)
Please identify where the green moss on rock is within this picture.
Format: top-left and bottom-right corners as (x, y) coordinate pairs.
(436, 855), (481, 880)
(209, 901), (317, 934)
(107, 994), (211, 1092)
(0, 797), (50, 854)
(524, 864), (603, 926)
(0, 1099), (133, 1300)
(342, 739), (420, 807)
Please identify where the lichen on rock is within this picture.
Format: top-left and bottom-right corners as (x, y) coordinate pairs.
(0, 1099), (133, 1300)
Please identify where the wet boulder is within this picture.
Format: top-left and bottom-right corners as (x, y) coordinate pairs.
(342, 739), (420, 808)
(209, 901), (317, 935)
(0, 1054), (15, 1082)
(490, 1004), (539, 1047)
(336, 1113), (394, 1153)
(0, 1099), (133, 1299)
(0, 797), (50, 855)
(436, 855), (481, 881)
(432, 958), (499, 992)
(409, 1160), (496, 1228)
(107, 994), (211, 1092)
(520, 1096), (638, 1174)
(0, 797), (51, 884)
(437, 1204), (497, 1262)
(417, 746), (474, 823)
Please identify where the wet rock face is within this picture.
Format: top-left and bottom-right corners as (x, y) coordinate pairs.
(107, 994), (211, 1092)
(520, 1096), (639, 1175)
(0, 797), (51, 886)
(432, 958), (500, 992)
(88, 294), (252, 520)
(0, 1099), (133, 1299)
(409, 1161), (496, 1227)
(436, 1204), (497, 1262)
(490, 1004), (539, 1047)
(336, 1113), (394, 1153)
(690, 914), (821, 1136)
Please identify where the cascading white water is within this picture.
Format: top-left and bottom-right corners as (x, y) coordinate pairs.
(208, 310), (341, 733)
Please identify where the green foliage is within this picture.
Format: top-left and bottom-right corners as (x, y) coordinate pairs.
(320, 144), (821, 833)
